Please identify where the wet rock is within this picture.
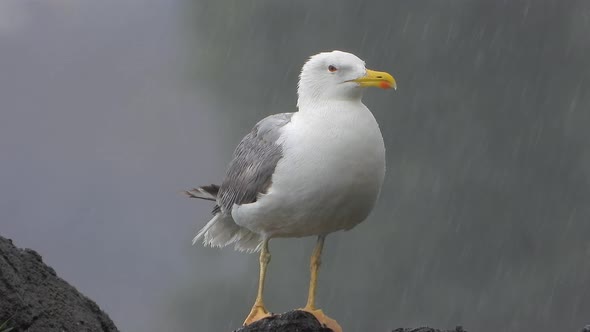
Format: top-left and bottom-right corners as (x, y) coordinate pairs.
(234, 310), (333, 332)
(0, 235), (119, 332)
(233, 310), (467, 332)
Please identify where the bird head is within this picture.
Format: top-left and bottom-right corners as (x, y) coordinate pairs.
(297, 50), (396, 108)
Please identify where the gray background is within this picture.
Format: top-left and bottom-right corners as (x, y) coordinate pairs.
(1, 1), (589, 331)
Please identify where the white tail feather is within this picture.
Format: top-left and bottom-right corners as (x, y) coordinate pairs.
(193, 214), (262, 252)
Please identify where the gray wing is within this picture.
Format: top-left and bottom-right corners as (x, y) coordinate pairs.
(215, 112), (293, 214)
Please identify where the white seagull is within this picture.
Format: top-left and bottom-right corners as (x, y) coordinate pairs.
(186, 50), (396, 331)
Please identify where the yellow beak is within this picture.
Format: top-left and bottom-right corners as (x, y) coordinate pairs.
(352, 69), (397, 90)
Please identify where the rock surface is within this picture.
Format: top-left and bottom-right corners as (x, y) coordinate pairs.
(0, 235), (119, 332)
(234, 310), (467, 332)
(234, 310), (333, 332)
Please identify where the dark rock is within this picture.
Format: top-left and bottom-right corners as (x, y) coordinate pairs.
(233, 310), (467, 332)
(234, 310), (333, 332)
(0, 235), (119, 332)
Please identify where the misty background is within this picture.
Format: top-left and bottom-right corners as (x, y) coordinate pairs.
(1, 1), (589, 331)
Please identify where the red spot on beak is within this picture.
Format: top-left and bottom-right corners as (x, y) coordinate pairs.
(379, 81), (391, 89)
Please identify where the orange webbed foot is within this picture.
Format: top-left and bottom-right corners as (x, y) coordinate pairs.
(299, 307), (342, 332)
(243, 304), (272, 326)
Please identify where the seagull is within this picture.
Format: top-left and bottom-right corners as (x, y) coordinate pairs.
(186, 50), (396, 331)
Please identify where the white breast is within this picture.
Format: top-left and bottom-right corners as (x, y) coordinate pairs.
(232, 101), (386, 238)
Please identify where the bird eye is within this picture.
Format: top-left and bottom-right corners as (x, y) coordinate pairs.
(328, 65), (337, 72)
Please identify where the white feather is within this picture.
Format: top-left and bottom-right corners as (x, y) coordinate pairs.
(193, 214), (262, 252)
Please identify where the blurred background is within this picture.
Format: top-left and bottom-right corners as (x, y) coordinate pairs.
(1, 1), (589, 331)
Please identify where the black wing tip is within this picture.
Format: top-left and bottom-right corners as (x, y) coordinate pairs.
(201, 184), (220, 196)
(183, 184), (220, 201)
(183, 189), (199, 199)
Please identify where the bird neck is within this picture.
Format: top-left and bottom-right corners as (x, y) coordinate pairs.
(297, 91), (364, 111)
(296, 97), (366, 117)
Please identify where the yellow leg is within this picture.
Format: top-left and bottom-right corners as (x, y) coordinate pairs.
(243, 238), (272, 326)
(300, 235), (342, 332)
